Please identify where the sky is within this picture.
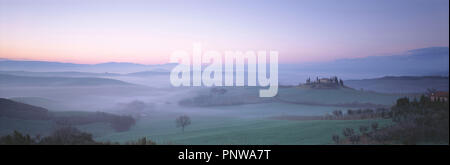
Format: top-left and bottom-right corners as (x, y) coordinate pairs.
(0, 0), (448, 64)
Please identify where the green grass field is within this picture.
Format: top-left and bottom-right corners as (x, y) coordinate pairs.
(0, 103), (395, 145)
(1, 86), (403, 144)
(93, 117), (392, 145)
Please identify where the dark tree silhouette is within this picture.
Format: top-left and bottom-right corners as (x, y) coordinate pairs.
(343, 128), (355, 137)
(349, 135), (360, 144)
(176, 115), (191, 133)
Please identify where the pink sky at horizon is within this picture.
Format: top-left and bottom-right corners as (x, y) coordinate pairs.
(0, 43), (443, 65)
(0, 0), (448, 65)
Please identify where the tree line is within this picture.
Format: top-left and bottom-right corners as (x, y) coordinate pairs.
(0, 127), (156, 145)
(332, 95), (448, 144)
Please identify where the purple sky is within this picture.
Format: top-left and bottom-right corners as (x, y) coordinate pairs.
(0, 0), (448, 64)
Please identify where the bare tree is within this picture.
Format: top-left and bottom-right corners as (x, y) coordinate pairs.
(176, 115), (191, 133)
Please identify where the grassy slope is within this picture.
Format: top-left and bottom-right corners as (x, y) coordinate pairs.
(94, 117), (391, 145)
(345, 76), (449, 94)
(0, 74), (133, 86)
(277, 87), (401, 106)
(1, 86), (402, 144)
(9, 97), (69, 111)
(0, 105), (393, 144)
(180, 86), (404, 107)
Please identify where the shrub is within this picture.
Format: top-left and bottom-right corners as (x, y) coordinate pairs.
(342, 128), (354, 137)
(0, 128), (156, 145)
(39, 127), (98, 145)
(0, 131), (36, 145)
(125, 137), (156, 145)
(349, 135), (360, 144)
(332, 134), (340, 144)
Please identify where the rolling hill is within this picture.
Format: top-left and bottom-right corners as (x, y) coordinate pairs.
(0, 74), (134, 86)
(1, 47), (448, 78)
(0, 60), (177, 73)
(0, 98), (50, 120)
(0, 70), (121, 77)
(0, 98), (136, 134)
(345, 76), (449, 94)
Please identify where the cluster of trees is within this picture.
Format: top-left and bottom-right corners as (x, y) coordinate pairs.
(179, 87), (247, 107)
(327, 108), (391, 120)
(0, 127), (156, 145)
(304, 76), (345, 89)
(0, 127), (99, 145)
(53, 112), (136, 132)
(124, 137), (156, 145)
(332, 95), (448, 144)
(388, 96), (449, 144)
(179, 93), (251, 107)
(179, 87), (272, 107)
(110, 115), (136, 132)
(114, 100), (155, 119)
(332, 122), (379, 144)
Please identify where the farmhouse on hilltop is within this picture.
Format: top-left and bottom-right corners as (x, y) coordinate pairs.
(429, 91), (449, 102)
(301, 76), (345, 89)
(306, 76), (343, 85)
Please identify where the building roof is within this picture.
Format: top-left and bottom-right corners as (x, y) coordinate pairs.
(432, 91), (449, 97)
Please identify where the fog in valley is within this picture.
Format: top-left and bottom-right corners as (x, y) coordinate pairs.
(0, 47), (448, 144)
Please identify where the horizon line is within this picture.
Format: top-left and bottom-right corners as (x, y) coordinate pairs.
(0, 46), (448, 65)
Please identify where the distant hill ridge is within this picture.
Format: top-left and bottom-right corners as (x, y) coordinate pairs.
(1, 47), (448, 76)
(345, 76), (449, 94)
(0, 60), (177, 73)
(0, 74), (134, 86)
(0, 98), (49, 120)
(376, 76), (448, 80)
